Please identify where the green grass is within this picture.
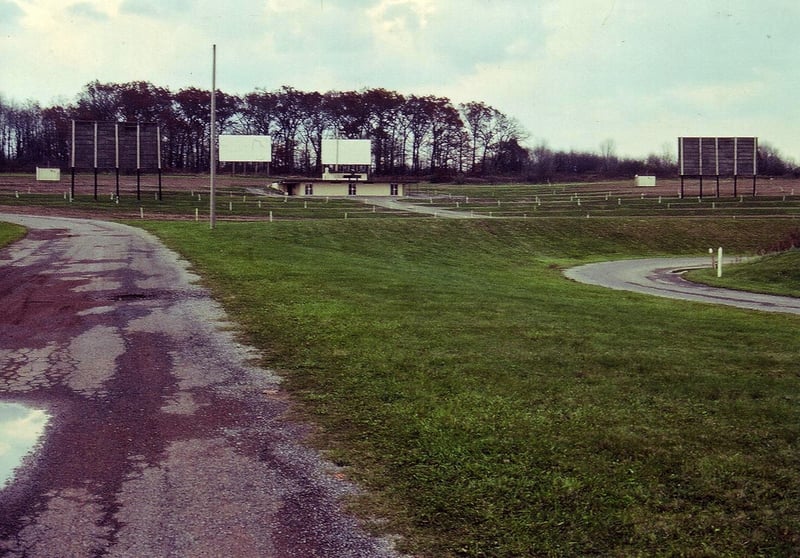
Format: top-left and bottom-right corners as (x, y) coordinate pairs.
(139, 217), (800, 557)
(0, 222), (26, 248)
(687, 249), (800, 298)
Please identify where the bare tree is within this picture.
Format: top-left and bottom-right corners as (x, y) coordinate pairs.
(460, 101), (492, 173)
(599, 138), (617, 173)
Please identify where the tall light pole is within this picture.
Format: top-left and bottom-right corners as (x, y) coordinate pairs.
(209, 44), (217, 229)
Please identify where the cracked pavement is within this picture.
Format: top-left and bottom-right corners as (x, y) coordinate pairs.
(0, 214), (403, 557)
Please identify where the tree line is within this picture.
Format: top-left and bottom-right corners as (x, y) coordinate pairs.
(0, 80), (795, 180)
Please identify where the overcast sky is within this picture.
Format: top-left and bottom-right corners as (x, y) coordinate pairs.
(2, 0), (799, 160)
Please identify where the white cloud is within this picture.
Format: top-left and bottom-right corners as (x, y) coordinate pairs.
(66, 2), (110, 20)
(366, 0), (435, 34)
(667, 81), (767, 111)
(1, 0), (800, 158)
(120, 0), (192, 17)
(0, 0), (23, 29)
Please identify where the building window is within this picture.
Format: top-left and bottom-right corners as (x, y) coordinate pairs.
(390, 183), (398, 196)
(348, 183), (357, 196)
(305, 183), (314, 195)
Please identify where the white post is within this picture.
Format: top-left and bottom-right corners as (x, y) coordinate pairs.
(195, 208), (199, 221)
(717, 247), (723, 277)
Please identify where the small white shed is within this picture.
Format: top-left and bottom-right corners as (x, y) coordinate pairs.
(634, 175), (656, 187)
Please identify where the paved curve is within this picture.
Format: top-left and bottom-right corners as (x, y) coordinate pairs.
(366, 197), (480, 218)
(564, 257), (800, 315)
(0, 214), (404, 557)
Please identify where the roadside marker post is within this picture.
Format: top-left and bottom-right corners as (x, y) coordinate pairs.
(717, 247), (723, 277)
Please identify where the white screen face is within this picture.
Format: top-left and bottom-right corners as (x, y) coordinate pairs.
(219, 135), (272, 162)
(321, 139), (371, 165)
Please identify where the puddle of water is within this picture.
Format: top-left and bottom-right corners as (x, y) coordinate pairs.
(0, 402), (49, 488)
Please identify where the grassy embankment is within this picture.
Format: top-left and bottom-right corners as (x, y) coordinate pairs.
(0, 188), (414, 219)
(688, 249), (800, 298)
(139, 218), (800, 556)
(0, 222), (26, 248)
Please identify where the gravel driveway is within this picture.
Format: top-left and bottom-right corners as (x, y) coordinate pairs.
(0, 214), (404, 557)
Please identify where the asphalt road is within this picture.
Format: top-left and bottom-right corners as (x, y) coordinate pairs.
(366, 197), (479, 218)
(0, 214), (403, 557)
(564, 257), (800, 315)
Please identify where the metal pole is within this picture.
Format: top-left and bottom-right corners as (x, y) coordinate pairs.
(157, 125), (162, 201)
(136, 123), (142, 201)
(115, 123), (120, 199)
(210, 44), (217, 229)
(93, 122), (98, 200)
